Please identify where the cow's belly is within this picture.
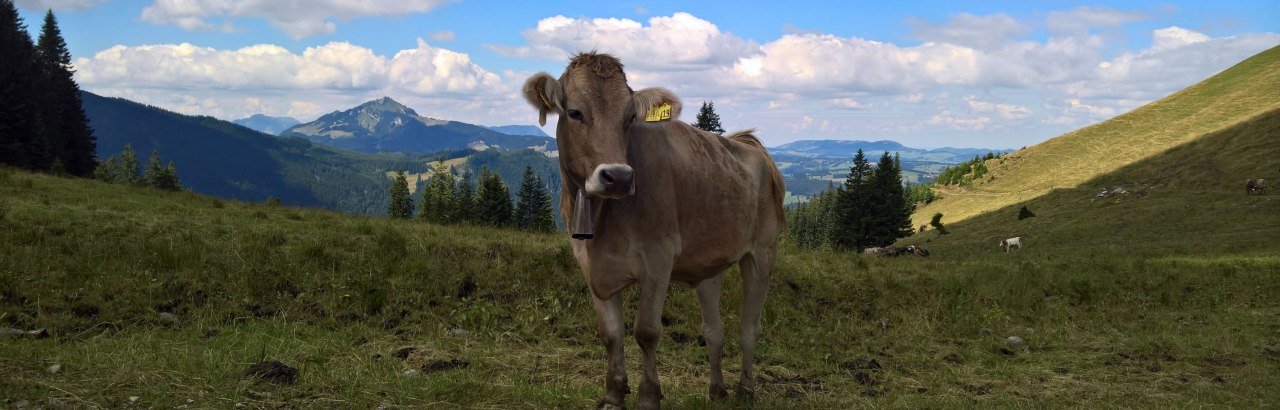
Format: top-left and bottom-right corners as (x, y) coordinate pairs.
(669, 234), (749, 285)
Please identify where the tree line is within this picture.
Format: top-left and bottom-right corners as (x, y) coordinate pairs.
(389, 165), (557, 233)
(0, 3), (96, 177)
(935, 152), (1001, 186)
(787, 150), (915, 251)
(94, 144), (182, 191)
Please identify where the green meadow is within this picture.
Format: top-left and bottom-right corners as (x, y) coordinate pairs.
(2, 165), (1277, 408)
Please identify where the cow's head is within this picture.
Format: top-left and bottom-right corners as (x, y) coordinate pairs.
(523, 52), (681, 199)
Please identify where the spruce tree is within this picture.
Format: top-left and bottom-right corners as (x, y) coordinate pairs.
(453, 170), (476, 223)
(0, 0), (49, 170)
(476, 167), (512, 227)
(35, 10), (95, 177)
(836, 149), (872, 250)
(144, 150), (163, 186)
(419, 168), (456, 224)
(692, 101), (725, 135)
(865, 152), (914, 247)
(531, 182), (557, 232)
(94, 155), (119, 182)
(387, 169), (413, 219)
(118, 144), (141, 185)
(417, 175), (437, 221)
(151, 161), (181, 191)
(514, 166), (556, 232)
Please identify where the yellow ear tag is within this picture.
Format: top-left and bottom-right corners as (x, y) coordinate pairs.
(644, 103), (672, 122)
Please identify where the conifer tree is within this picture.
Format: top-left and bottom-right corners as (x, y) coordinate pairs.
(419, 167), (456, 224)
(387, 169), (413, 219)
(836, 149), (872, 250)
(94, 155), (119, 182)
(864, 152), (914, 247)
(453, 170), (476, 223)
(152, 161), (181, 191)
(476, 167), (512, 227)
(36, 10), (95, 177)
(531, 185), (557, 232)
(417, 175), (437, 221)
(692, 101), (725, 135)
(144, 150), (163, 186)
(0, 0), (49, 170)
(118, 144), (141, 185)
(514, 165), (556, 232)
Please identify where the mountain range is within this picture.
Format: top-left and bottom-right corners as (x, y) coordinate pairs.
(769, 139), (1011, 163)
(232, 114), (300, 135)
(84, 93), (1008, 213)
(280, 97), (555, 154)
(83, 93), (561, 216)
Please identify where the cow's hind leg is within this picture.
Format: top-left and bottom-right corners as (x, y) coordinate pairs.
(634, 270), (673, 410)
(592, 293), (628, 409)
(695, 274), (728, 400)
(736, 248), (775, 398)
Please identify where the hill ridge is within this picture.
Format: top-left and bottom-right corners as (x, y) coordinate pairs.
(914, 45), (1280, 226)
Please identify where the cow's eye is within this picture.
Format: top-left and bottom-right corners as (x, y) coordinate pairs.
(567, 109), (584, 122)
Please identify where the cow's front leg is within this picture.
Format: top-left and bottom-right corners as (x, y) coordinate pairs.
(593, 293), (628, 409)
(634, 273), (672, 409)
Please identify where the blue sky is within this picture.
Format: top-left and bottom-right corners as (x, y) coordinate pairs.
(14, 0), (1280, 148)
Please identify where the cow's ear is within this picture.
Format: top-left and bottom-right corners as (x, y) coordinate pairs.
(633, 87), (682, 123)
(523, 72), (563, 126)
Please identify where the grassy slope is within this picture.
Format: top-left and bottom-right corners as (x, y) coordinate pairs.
(914, 45), (1280, 228)
(2, 168), (1278, 408)
(902, 106), (1280, 257)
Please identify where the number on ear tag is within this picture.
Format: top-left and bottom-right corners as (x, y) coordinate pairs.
(644, 103), (672, 122)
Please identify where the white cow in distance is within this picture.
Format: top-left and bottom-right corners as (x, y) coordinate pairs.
(1000, 237), (1023, 253)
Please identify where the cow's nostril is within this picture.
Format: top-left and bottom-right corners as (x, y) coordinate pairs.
(601, 172), (615, 184)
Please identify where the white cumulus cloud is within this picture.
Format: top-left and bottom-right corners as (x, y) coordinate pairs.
(73, 39), (520, 123)
(731, 34), (983, 92)
(489, 12), (756, 71)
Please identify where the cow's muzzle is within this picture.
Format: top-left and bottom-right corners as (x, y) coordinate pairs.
(585, 164), (635, 198)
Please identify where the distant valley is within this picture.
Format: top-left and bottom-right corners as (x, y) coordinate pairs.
(767, 139), (1012, 202)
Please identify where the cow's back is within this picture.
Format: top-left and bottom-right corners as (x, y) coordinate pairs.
(630, 123), (785, 283)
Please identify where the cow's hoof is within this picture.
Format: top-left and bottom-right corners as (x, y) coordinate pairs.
(636, 398), (660, 410)
(709, 384), (729, 400)
(735, 383), (758, 401)
(595, 398), (625, 410)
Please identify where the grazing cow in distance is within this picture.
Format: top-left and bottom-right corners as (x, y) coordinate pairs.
(907, 245), (930, 257)
(1246, 179), (1267, 195)
(919, 224), (928, 233)
(1000, 237), (1023, 253)
(523, 52), (786, 408)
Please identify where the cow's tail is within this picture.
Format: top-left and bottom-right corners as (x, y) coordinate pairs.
(727, 129), (786, 214)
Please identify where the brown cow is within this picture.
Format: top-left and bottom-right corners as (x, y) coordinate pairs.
(523, 52), (785, 409)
